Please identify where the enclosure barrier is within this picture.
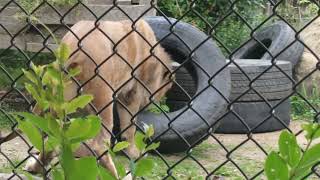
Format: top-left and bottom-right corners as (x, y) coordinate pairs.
(0, 0), (319, 179)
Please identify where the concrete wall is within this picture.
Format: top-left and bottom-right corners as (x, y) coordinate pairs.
(0, 0), (156, 52)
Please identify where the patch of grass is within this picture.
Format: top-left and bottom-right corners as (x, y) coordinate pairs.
(0, 110), (14, 129)
(0, 158), (25, 173)
(112, 141), (270, 179)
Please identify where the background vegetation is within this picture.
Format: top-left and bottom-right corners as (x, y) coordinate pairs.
(158, 0), (320, 122)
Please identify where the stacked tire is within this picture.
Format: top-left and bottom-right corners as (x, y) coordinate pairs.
(216, 60), (292, 133)
(215, 21), (304, 133)
(164, 21), (305, 134)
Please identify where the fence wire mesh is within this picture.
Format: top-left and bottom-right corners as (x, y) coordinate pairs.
(0, 0), (320, 179)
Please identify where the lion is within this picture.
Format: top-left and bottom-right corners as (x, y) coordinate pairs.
(294, 17), (320, 95)
(11, 20), (174, 178)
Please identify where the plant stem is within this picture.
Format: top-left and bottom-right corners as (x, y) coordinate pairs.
(289, 126), (319, 179)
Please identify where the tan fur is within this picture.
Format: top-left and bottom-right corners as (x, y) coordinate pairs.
(26, 20), (173, 177)
(294, 17), (320, 93)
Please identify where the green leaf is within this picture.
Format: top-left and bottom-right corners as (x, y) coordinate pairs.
(71, 142), (81, 152)
(134, 157), (155, 177)
(55, 43), (71, 63)
(302, 123), (320, 140)
(160, 104), (170, 113)
(298, 144), (320, 171)
(48, 119), (61, 138)
(68, 66), (81, 77)
(279, 130), (302, 168)
(45, 136), (59, 152)
(265, 152), (289, 180)
(135, 131), (146, 152)
(16, 116), (43, 151)
(22, 69), (38, 84)
(98, 166), (117, 180)
(15, 112), (52, 136)
(129, 160), (136, 176)
(24, 83), (49, 110)
(72, 157), (99, 180)
(65, 115), (101, 143)
(113, 141), (130, 152)
(42, 66), (60, 85)
(146, 125), (154, 138)
(291, 166), (312, 180)
(23, 171), (34, 180)
(145, 142), (160, 152)
(65, 95), (94, 114)
(30, 62), (44, 76)
(25, 83), (40, 100)
(52, 168), (64, 180)
(60, 143), (75, 179)
(115, 163), (126, 179)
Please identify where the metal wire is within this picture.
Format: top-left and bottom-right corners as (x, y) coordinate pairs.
(0, 0), (319, 179)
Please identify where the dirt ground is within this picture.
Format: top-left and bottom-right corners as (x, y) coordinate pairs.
(0, 121), (317, 179)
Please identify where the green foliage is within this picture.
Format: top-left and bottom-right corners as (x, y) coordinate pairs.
(13, 43), (103, 180)
(147, 97), (170, 114)
(12, 43), (159, 179)
(158, 0), (267, 52)
(291, 83), (320, 121)
(108, 124), (160, 179)
(276, 0), (319, 28)
(265, 152), (289, 180)
(265, 123), (320, 180)
(0, 48), (54, 91)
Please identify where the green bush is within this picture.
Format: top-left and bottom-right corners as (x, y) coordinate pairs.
(158, 0), (267, 52)
(0, 49), (54, 89)
(291, 83), (320, 121)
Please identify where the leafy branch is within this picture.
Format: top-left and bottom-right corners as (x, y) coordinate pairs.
(265, 123), (320, 180)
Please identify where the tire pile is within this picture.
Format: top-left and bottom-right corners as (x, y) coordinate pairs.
(216, 60), (292, 133)
(218, 22), (304, 133)
(138, 17), (305, 153)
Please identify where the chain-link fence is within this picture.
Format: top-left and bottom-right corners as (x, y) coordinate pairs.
(0, 0), (320, 179)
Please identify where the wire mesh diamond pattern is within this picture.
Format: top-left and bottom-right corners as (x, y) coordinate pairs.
(0, 0), (320, 179)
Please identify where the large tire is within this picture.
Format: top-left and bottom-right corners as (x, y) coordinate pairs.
(167, 60), (292, 103)
(217, 60), (292, 133)
(229, 60), (293, 101)
(233, 21), (304, 67)
(216, 99), (291, 133)
(138, 16), (231, 153)
(166, 66), (197, 101)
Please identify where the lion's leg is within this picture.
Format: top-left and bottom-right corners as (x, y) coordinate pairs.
(88, 89), (118, 178)
(24, 151), (54, 174)
(117, 90), (141, 158)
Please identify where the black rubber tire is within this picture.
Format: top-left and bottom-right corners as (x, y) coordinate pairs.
(232, 21), (304, 67)
(215, 99), (291, 133)
(166, 66), (197, 101)
(229, 60), (293, 101)
(139, 16), (230, 153)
